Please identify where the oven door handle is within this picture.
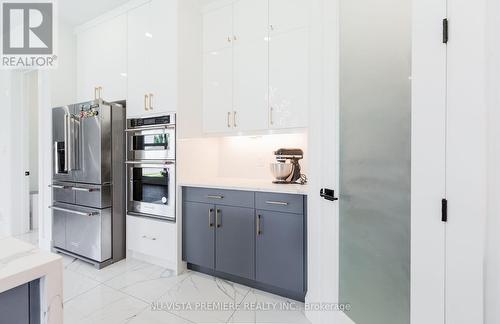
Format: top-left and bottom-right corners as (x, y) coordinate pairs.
(125, 161), (175, 165)
(125, 125), (174, 132)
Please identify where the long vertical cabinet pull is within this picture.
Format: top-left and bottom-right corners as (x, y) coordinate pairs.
(216, 209), (222, 228)
(227, 112), (232, 128)
(256, 214), (262, 235)
(208, 208), (214, 227)
(270, 107), (274, 125)
(94, 87), (99, 100)
(233, 111), (237, 127)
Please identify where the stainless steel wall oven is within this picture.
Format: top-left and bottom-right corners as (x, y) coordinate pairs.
(126, 114), (176, 221)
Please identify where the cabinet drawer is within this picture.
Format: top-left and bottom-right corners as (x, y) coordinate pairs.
(183, 187), (254, 208)
(256, 192), (304, 214)
(127, 215), (175, 261)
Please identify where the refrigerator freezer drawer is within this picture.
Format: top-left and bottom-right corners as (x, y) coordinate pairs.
(74, 184), (112, 209)
(52, 203), (112, 262)
(52, 182), (75, 204)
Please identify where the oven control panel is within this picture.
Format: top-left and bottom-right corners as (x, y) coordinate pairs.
(129, 114), (175, 128)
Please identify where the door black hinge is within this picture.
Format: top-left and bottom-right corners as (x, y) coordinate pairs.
(442, 18), (449, 44)
(442, 198), (448, 222)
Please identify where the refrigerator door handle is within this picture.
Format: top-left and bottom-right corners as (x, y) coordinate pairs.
(50, 206), (99, 217)
(54, 141), (59, 175)
(64, 113), (69, 172)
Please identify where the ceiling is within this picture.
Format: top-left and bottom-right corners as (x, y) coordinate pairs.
(58, 0), (132, 26)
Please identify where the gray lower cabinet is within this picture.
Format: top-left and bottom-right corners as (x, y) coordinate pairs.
(256, 210), (304, 293)
(183, 187), (307, 301)
(183, 201), (215, 269)
(0, 280), (40, 324)
(215, 206), (255, 280)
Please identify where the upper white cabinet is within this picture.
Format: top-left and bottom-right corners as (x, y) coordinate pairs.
(202, 0), (309, 134)
(127, 0), (178, 118)
(233, 0), (269, 132)
(203, 48), (233, 133)
(76, 0), (178, 117)
(203, 5), (233, 53)
(77, 14), (127, 103)
(269, 29), (309, 129)
(269, 0), (310, 34)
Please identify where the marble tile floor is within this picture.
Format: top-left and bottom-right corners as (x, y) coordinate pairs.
(15, 231), (311, 324)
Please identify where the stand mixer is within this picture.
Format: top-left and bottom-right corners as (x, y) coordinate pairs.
(270, 148), (306, 184)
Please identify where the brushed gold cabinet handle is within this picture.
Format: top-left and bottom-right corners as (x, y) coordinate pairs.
(144, 94), (149, 111)
(227, 112), (231, 128)
(149, 93), (154, 110)
(99, 87), (103, 99)
(227, 36), (232, 43)
(94, 87), (98, 100)
(233, 111), (237, 127)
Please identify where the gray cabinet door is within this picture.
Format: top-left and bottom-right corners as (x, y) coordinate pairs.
(256, 210), (304, 293)
(0, 284), (29, 324)
(215, 206), (255, 280)
(183, 201), (215, 269)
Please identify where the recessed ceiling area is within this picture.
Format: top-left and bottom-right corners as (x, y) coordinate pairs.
(58, 0), (131, 26)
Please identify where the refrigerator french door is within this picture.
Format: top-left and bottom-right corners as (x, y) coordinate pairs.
(51, 100), (125, 268)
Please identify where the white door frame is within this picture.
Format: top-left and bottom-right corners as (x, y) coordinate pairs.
(307, 0), (486, 324)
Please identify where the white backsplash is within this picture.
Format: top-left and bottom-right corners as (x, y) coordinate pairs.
(178, 132), (308, 182)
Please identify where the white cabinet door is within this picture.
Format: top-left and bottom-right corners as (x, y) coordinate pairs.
(127, 1), (152, 117)
(203, 5), (233, 53)
(269, 29), (309, 129)
(233, 0), (268, 131)
(203, 48), (233, 133)
(150, 0), (178, 114)
(77, 14), (127, 103)
(77, 27), (100, 102)
(269, 0), (310, 34)
(127, 0), (178, 118)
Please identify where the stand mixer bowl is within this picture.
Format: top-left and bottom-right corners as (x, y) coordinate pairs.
(270, 162), (293, 181)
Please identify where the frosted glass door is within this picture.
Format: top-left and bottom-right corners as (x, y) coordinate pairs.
(339, 0), (411, 323)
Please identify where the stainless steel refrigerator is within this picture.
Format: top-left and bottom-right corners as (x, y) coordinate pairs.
(51, 99), (126, 269)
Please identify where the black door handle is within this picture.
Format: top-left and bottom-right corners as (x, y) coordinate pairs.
(320, 188), (338, 202)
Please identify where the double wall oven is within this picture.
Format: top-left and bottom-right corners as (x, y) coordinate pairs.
(126, 114), (176, 221)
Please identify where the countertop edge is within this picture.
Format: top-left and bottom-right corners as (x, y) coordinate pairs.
(178, 181), (309, 195)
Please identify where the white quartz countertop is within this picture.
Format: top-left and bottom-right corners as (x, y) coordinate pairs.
(0, 237), (62, 293)
(179, 178), (309, 195)
(0, 237), (64, 324)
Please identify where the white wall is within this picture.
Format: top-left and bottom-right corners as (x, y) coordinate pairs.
(0, 72), (15, 237)
(38, 20), (77, 250)
(485, 0), (500, 322)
